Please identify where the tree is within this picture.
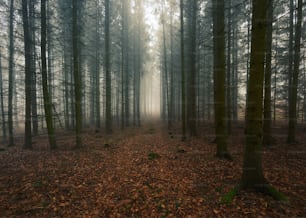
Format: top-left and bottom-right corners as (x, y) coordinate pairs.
(105, 0), (112, 134)
(0, 50), (6, 143)
(212, 0), (231, 160)
(73, 0), (82, 148)
(8, 0), (15, 146)
(186, 0), (197, 136)
(287, 0), (303, 143)
(242, 0), (270, 190)
(222, 0), (287, 202)
(41, 0), (57, 149)
(180, 0), (186, 141)
(22, 0), (33, 149)
(263, 0), (274, 146)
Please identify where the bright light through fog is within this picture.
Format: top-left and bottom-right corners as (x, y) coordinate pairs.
(141, 0), (161, 117)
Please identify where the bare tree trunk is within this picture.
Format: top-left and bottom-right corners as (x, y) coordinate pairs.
(180, 0), (186, 140)
(105, 0), (112, 134)
(29, 0), (38, 136)
(41, 0), (56, 149)
(0, 51), (6, 143)
(263, 0), (273, 146)
(8, 0), (15, 146)
(187, 0), (197, 136)
(242, 0), (268, 189)
(226, 0), (232, 134)
(22, 0), (32, 149)
(287, 0), (303, 143)
(212, 0), (231, 159)
(72, 0), (82, 147)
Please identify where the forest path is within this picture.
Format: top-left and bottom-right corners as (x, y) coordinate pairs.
(0, 123), (305, 217)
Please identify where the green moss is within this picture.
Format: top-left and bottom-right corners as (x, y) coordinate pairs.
(148, 152), (160, 160)
(221, 185), (241, 204)
(265, 185), (289, 202)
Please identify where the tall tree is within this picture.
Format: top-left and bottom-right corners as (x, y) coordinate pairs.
(223, 0), (287, 202)
(73, 0), (82, 147)
(239, 0), (285, 199)
(22, 0), (32, 149)
(41, 0), (57, 149)
(180, 0), (186, 141)
(226, 0), (232, 134)
(187, 0), (197, 136)
(105, 0), (112, 134)
(8, 0), (15, 146)
(0, 50), (6, 143)
(263, 0), (274, 146)
(287, 0), (303, 143)
(29, 0), (38, 136)
(212, 0), (231, 159)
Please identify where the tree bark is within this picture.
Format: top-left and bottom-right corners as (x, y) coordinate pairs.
(72, 0), (82, 147)
(22, 0), (32, 149)
(263, 0), (273, 146)
(0, 51), (6, 143)
(212, 0), (231, 159)
(242, 0), (268, 188)
(287, 0), (303, 143)
(105, 0), (112, 134)
(41, 0), (57, 149)
(180, 0), (186, 140)
(8, 0), (15, 146)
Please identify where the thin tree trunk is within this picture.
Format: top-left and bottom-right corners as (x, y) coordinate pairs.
(72, 0), (82, 147)
(8, 0), (15, 146)
(41, 0), (56, 149)
(287, 0), (303, 143)
(263, 0), (273, 146)
(22, 0), (32, 149)
(213, 0), (231, 159)
(187, 0), (197, 136)
(29, 0), (38, 136)
(226, 0), (232, 134)
(288, 0), (294, 116)
(180, 0), (186, 140)
(0, 51), (6, 142)
(161, 0), (170, 127)
(105, 0), (112, 134)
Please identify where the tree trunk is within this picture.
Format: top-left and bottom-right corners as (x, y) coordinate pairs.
(187, 0), (197, 136)
(180, 0), (186, 140)
(8, 0), (15, 146)
(0, 51), (6, 143)
(29, 0), (38, 136)
(287, 0), (294, 117)
(226, 0), (232, 134)
(287, 0), (303, 143)
(72, 0), (82, 147)
(22, 0), (32, 149)
(41, 0), (57, 149)
(263, 0), (273, 146)
(242, 0), (268, 188)
(212, 0), (231, 159)
(105, 0), (112, 134)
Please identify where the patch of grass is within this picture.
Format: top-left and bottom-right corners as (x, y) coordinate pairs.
(148, 152), (160, 160)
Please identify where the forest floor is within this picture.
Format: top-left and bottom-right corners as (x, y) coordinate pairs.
(0, 121), (305, 217)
